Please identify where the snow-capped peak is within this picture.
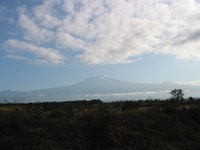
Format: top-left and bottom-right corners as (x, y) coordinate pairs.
(98, 75), (108, 79)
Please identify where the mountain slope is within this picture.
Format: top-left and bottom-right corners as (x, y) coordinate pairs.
(1, 75), (200, 102)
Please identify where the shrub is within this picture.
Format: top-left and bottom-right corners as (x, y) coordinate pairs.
(122, 101), (140, 111)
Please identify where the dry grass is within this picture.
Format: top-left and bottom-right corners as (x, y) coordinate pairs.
(1, 100), (200, 150)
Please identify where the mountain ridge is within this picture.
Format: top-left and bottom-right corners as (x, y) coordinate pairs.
(1, 76), (200, 102)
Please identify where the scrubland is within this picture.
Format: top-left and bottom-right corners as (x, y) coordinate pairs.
(1, 99), (200, 150)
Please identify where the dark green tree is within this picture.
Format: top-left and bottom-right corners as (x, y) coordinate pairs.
(189, 96), (194, 102)
(169, 89), (184, 102)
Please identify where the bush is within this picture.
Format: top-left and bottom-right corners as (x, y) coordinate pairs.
(122, 100), (140, 111)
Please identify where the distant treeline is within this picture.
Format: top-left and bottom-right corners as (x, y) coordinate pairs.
(2, 97), (200, 111)
(0, 99), (103, 106)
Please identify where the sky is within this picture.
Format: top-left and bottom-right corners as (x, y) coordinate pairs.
(1, 0), (200, 91)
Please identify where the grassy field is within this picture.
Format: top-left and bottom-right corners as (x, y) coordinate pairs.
(1, 99), (200, 150)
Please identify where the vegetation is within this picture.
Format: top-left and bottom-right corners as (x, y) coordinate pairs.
(1, 89), (200, 149)
(169, 89), (184, 102)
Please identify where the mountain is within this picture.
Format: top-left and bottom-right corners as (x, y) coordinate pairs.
(1, 75), (200, 103)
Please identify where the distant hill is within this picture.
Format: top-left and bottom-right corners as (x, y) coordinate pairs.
(1, 75), (200, 103)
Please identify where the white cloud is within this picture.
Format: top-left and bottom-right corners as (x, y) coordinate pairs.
(6, 0), (200, 65)
(38, 94), (46, 96)
(85, 91), (169, 97)
(60, 0), (200, 64)
(35, 59), (50, 65)
(5, 39), (65, 65)
(5, 55), (29, 60)
(17, 6), (55, 43)
(56, 32), (85, 49)
(32, 0), (62, 28)
(175, 81), (200, 86)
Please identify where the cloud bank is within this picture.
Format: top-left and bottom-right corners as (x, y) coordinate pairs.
(5, 39), (65, 65)
(3, 0), (200, 65)
(176, 81), (200, 86)
(85, 91), (170, 97)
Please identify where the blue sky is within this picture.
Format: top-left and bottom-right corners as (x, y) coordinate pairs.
(1, 0), (200, 91)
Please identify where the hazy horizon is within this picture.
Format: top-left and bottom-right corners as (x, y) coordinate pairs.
(1, 75), (199, 92)
(1, 75), (200, 103)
